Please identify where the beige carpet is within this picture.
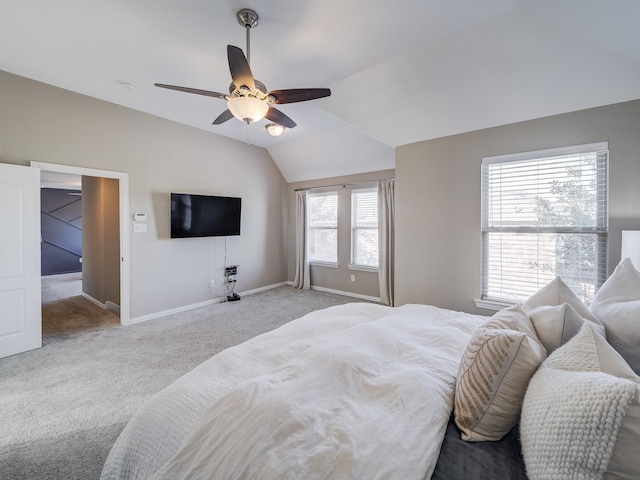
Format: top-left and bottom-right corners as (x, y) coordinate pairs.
(41, 273), (120, 343)
(1, 285), (368, 480)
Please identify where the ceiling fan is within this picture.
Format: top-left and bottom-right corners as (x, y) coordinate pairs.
(155, 8), (331, 135)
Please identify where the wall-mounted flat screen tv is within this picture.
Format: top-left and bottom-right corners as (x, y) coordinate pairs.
(170, 193), (241, 238)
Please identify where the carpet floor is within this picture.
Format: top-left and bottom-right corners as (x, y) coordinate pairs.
(0, 285), (366, 480)
(41, 273), (120, 344)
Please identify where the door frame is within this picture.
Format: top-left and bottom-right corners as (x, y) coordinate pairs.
(32, 161), (130, 324)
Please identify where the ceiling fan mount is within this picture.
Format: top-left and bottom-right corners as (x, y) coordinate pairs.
(236, 8), (259, 29)
(154, 8), (331, 133)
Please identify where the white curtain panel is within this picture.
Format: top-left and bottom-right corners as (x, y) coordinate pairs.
(293, 189), (310, 289)
(378, 180), (395, 306)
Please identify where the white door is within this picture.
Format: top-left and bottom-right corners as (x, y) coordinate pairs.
(0, 163), (41, 358)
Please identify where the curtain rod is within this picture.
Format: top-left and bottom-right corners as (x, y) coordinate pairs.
(294, 178), (394, 192)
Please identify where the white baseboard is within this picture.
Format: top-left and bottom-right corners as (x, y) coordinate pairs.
(311, 285), (381, 303)
(286, 281), (381, 303)
(106, 301), (120, 315)
(82, 293), (121, 315)
(82, 292), (106, 309)
(240, 281), (288, 296)
(124, 298), (223, 325)
(125, 281), (290, 326)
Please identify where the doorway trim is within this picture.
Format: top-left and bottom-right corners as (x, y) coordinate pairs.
(31, 161), (130, 324)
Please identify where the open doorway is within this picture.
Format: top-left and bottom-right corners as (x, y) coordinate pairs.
(40, 171), (122, 341)
(33, 162), (130, 331)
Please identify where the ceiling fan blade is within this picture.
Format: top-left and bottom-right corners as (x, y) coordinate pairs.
(154, 83), (227, 100)
(268, 88), (331, 104)
(265, 106), (297, 129)
(212, 109), (234, 125)
(227, 45), (256, 93)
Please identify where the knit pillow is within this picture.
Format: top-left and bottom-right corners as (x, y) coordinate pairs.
(521, 324), (640, 480)
(590, 258), (640, 374)
(454, 306), (546, 442)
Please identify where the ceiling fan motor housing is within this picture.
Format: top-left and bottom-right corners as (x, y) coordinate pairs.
(229, 80), (271, 101)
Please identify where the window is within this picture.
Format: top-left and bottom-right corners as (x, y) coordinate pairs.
(307, 191), (338, 263)
(481, 142), (608, 305)
(351, 188), (378, 268)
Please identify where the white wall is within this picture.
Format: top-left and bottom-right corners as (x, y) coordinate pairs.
(0, 70), (288, 320)
(395, 99), (640, 313)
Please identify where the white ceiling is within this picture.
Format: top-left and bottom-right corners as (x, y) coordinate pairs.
(1, 0), (639, 182)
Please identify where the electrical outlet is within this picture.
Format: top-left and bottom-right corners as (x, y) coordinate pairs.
(210, 280), (215, 287)
(350, 274), (355, 282)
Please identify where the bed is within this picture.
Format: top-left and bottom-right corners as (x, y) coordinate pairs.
(101, 263), (640, 480)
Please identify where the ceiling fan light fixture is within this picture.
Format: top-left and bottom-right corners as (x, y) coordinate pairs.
(155, 8), (330, 133)
(265, 123), (285, 137)
(227, 96), (268, 124)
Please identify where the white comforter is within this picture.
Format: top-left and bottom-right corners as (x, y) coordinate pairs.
(102, 303), (485, 480)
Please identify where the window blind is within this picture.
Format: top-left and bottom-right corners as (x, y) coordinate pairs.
(481, 142), (608, 304)
(351, 188), (378, 267)
(307, 192), (338, 263)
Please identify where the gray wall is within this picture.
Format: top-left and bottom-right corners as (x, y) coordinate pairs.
(0, 69), (288, 319)
(82, 176), (120, 307)
(287, 169), (394, 299)
(395, 99), (640, 313)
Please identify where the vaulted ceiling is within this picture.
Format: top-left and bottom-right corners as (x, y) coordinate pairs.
(1, 1), (639, 182)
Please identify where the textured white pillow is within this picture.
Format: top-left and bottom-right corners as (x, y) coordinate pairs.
(523, 276), (606, 354)
(454, 306), (546, 442)
(590, 258), (640, 374)
(521, 325), (640, 480)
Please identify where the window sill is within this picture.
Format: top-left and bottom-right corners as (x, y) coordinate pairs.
(309, 261), (339, 269)
(474, 298), (516, 312)
(348, 264), (378, 273)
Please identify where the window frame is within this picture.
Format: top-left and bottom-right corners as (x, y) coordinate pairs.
(478, 142), (609, 309)
(350, 187), (379, 270)
(306, 190), (339, 266)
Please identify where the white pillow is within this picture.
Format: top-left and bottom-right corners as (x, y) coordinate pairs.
(520, 324), (640, 480)
(523, 276), (600, 324)
(454, 305), (546, 442)
(484, 303), (539, 339)
(590, 258), (640, 374)
(528, 303), (605, 354)
(523, 276), (605, 354)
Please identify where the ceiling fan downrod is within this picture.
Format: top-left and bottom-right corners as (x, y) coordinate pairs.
(236, 8), (258, 66)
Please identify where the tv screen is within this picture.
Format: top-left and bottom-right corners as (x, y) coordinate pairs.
(170, 193), (241, 238)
